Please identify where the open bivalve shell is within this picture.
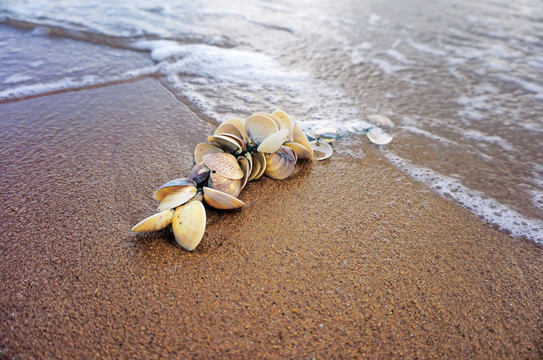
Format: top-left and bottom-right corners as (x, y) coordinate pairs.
(207, 134), (244, 154)
(208, 172), (243, 197)
(188, 162), (211, 185)
(202, 153), (244, 179)
(265, 145), (297, 180)
(172, 200), (206, 251)
(203, 187), (245, 210)
(157, 185), (197, 211)
(292, 124), (314, 157)
(285, 141), (312, 160)
(257, 128), (289, 154)
(271, 110), (294, 136)
(310, 140), (333, 160)
(152, 178), (197, 201)
(246, 113), (279, 144)
(367, 114), (394, 129)
(194, 143), (223, 164)
(223, 118), (249, 143)
(367, 127), (393, 145)
(214, 123), (243, 140)
(131, 209), (175, 233)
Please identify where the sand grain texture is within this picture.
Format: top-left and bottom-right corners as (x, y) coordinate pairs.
(1, 79), (543, 359)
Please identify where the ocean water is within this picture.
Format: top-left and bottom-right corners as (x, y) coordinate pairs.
(1, 0), (542, 244)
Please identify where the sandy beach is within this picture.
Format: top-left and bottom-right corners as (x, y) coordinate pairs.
(1, 78), (542, 359)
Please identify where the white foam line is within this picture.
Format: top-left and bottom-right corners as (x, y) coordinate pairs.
(384, 151), (543, 244)
(0, 65), (159, 101)
(496, 74), (543, 99)
(399, 126), (460, 146)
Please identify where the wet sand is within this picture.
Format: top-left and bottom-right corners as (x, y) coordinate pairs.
(1, 78), (543, 359)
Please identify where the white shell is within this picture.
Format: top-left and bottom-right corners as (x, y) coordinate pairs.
(292, 124), (314, 157)
(203, 187), (245, 210)
(367, 114), (394, 128)
(194, 143), (223, 164)
(285, 142), (312, 160)
(257, 129), (289, 153)
(131, 209), (175, 232)
(310, 140), (333, 160)
(246, 114), (279, 144)
(207, 134), (243, 154)
(367, 127), (393, 145)
(172, 201), (206, 251)
(152, 178), (197, 201)
(157, 186), (197, 211)
(271, 110), (294, 136)
(223, 118), (249, 143)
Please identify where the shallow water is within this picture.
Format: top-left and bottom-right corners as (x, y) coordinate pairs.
(1, 0), (542, 243)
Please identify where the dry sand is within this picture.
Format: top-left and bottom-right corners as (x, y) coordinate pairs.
(1, 78), (542, 359)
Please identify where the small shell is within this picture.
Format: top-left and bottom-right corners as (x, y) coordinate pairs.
(367, 127), (393, 145)
(131, 209), (174, 233)
(248, 152), (261, 181)
(285, 141), (312, 160)
(223, 118), (249, 144)
(313, 126), (338, 142)
(203, 153), (244, 179)
(257, 129), (289, 153)
(157, 186), (197, 211)
(367, 114), (394, 129)
(252, 151), (267, 180)
(246, 113), (279, 144)
(310, 140), (333, 160)
(292, 124), (314, 157)
(207, 134), (243, 154)
(208, 172), (243, 197)
(214, 123), (243, 140)
(265, 145), (297, 180)
(271, 110), (294, 136)
(152, 178), (197, 201)
(172, 200), (206, 251)
(203, 187), (245, 210)
(237, 155), (251, 190)
(187, 162), (211, 185)
(194, 143), (223, 164)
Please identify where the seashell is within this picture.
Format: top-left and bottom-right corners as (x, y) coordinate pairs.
(310, 140), (333, 160)
(194, 143), (223, 164)
(157, 185), (197, 211)
(245, 113), (279, 144)
(366, 127), (393, 145)
(252, 151), (267, 180)
(292, 124), (314, 157)
(248, 152), (261, 181)
(271, 109), (294, 136)
(265, 145), (297, 180)
(367, 114), (394, 129)
(285, 141), (312, 160)
(313, 126), (338, 142)
(257, 128), (289, 153)
(172, 200), (206, 251)
(131, 209), (174, 233)
(207, 134), (243, 154)
(223, 118), (249, 144)
(214, 123), (243, 140)
(237, 155), (251, 190)
(203, 152), (244, 179)
(208, 172), (243, 197)
(153, 178), (197, 201)
(187, 162), (211, 185)
(203, 187), (245, 210)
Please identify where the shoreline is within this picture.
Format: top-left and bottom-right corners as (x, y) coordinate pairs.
(1, 78), (542, 359)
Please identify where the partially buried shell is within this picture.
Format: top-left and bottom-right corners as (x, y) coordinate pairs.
(172, 200), (206, 251)
(152, 178), (197, 201)
(265, 145), (297, 180)
(131, 209), (174, 233)
(202, 152), (244, 179)
(203, 187), (245, 210)
(366, 127), (393, 145)
(310, 140), (333, 160)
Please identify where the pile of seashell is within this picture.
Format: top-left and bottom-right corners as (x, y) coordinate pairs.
(132, 110), (393, 251)
(131, 110), (334, 251)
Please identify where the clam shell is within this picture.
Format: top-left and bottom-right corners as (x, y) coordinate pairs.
(157, 185), (197, 211)
(214, 123), (243, 140)
(248, 152), (261, 181)
(367, 114), (394, 128)
(131, 209), (174, 233)
(265, 145), (297, 180)
(187, 162), (211, 185)
(367, 127), (393, 145)
(271, 110), (294, 136)
(203, 187), (245, 210)
(285, 141), (312, 160)
(237, 155), (251, 190)
(257, 129), (289, 154)
(194, 143), (223, 164)
(223, 118), (249, 144)
(252, 151), (267, 180)
(152, 178), (197, 201)
(207, 134), (243, 154)
(202, 152), (244, 179)
(310, 140), (333, 160)
(313, 126), (338, 142)
(246, 113), (279, 144)
(172, 200), (206, 251)
(292, 124), (314, 157)
(208, 172), (243, 197)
